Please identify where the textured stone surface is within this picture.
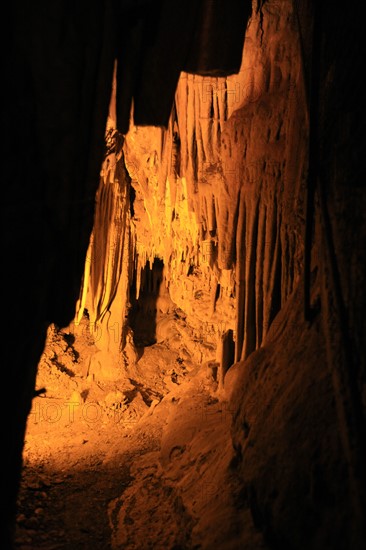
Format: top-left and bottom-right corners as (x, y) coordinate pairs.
(2, 0), (366, 548)
(74, 1), (366, 547)
(78, 0), (307, 383)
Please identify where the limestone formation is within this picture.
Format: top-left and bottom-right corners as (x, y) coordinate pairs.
(3, 1), (365, 548)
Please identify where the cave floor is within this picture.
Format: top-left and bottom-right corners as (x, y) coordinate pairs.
(14, 322), (268, 550)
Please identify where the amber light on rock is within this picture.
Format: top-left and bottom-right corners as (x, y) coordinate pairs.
(4, 1), (365, 549)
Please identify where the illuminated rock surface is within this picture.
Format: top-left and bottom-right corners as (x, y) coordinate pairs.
(5, 1), (365, 549)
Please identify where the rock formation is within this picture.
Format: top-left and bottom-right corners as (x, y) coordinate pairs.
(2, 0), (365, 548)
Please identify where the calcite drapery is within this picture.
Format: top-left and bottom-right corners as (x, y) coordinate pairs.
(79, 0), (308, 370)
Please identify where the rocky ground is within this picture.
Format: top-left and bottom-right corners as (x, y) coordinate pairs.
(14, 317), (268, 550)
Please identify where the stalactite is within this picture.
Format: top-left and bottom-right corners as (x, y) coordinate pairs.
(135, 257), (142, 300)
(242, 197), (260, 361)
(73, 0), (309, 378)
(74, 122), (132, 358)
(208, 194), (216, 234)
(267, 199), (282, 332)
(235, 190), (246, 363)
(255, 203), (266, 348)
(262, 199), (276, 340)
(88, 157), (130, 328)
(75, 237), (93, 325)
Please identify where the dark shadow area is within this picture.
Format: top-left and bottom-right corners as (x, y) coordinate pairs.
(222, 329), (235, 376)
(15, 458), (133, 549)
(128, 258), (164, 347)
(220, 329), (235, 388)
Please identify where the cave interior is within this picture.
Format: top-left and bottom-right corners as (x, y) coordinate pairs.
(2, 0), (366, 549)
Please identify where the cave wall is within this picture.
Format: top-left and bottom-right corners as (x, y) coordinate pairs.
(2, 1), (252, 546)
(75, 0), (366, 547)
(2, 0), (365, 547)
(226, 2), (366, 548)
(79, 0), (308, 380)
(2, 2), (116, 545)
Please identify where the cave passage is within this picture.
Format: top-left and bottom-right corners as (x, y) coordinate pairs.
(6, 1), (366, 549)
